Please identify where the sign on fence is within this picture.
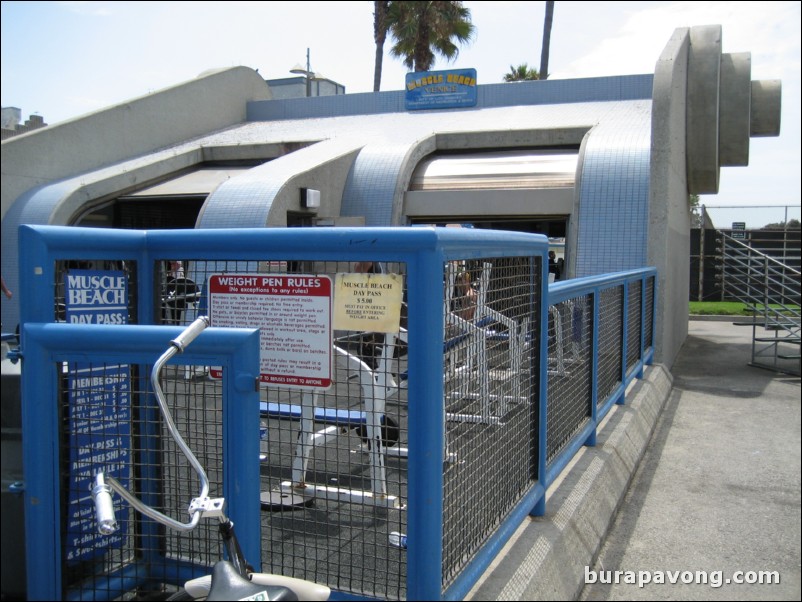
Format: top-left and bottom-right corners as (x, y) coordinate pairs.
(333, 272), (403, 333)
(63, 267), (132, 561)
(208, 274), (333, 389)
(731, 222), (746, 239)
(64, 269), (128, 324)
(66, 363), (131, 561)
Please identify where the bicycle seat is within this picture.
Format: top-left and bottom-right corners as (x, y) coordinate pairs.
(206, 560), (298, 601)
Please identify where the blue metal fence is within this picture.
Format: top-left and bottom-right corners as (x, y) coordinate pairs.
(16, 225), (655, 600)
(545, 270), (656, 485)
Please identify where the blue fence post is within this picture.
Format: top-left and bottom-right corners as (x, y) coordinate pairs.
(533, 251), (548, 517)
(22, 324), (63, 601)
(223, 327), (263, 570)
(586, 288), (600, 447)
(406, 247), (446, 601)
(618, 280), (629, 404)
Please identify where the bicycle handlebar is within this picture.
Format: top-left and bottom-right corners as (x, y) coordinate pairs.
(171, 315), (210, 351)
(93, 316), (215, 534)
(91, 473), (118, 535)
(90, 316), (330, 599)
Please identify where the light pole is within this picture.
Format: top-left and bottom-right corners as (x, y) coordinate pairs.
(290, 47), (313, 97)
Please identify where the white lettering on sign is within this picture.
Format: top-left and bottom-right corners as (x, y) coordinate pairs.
(64, 269), (128, 325)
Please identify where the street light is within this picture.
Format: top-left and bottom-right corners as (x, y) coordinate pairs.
(290, 47), (314, 97)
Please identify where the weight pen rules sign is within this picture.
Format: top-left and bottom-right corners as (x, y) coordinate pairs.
(209, 274), (333, 389)
(208, 272), (404, 389)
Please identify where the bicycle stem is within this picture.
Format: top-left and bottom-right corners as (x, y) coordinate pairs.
(93, 317), (221, 534)
(149, 318), (211, 502)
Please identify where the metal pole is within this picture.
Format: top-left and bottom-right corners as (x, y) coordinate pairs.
(698, 204), (705, 302)
(306, 48), (311, 97)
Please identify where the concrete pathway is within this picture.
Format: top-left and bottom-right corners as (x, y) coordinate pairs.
(580, 319), (801, 601)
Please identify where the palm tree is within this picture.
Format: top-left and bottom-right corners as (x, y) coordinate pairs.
(539, 1), (554, 81)
(387, 1), (476, 73)
(503, 63), (540, 82)
(373, 1), (390, 91)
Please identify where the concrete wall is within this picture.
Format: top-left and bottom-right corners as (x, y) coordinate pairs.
(649, 28), (692, 367)
(650, 25), (783, 366)
(1, 66), (271, 221)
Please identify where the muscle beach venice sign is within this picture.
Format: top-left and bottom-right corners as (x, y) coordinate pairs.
(405, 68), (477, 110)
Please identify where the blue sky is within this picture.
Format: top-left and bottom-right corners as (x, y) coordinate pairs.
(1, 1), (799, 227)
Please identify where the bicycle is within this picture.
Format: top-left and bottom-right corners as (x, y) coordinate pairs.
(91, 316), (331, 601)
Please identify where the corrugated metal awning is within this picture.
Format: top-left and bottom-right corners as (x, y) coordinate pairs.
(409, 150), (578, 191)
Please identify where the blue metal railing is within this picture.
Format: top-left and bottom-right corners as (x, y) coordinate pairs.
(545, 269), (656, 485)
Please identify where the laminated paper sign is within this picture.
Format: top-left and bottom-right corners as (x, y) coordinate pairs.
(209, 274), (332, 389)
(333, 272), (403, 333)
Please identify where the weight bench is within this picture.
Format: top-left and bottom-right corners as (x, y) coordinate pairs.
(260, 337), (405, 511)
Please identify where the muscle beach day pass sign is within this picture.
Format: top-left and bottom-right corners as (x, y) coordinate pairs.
(405, 68), (477, 110)
(333, 272), (403, 333)
(64, 269), (128, 324)
(63, 268), (131, 561)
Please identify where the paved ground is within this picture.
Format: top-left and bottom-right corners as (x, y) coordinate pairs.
(469, 318), (801, 601)
(580, 319), (801, 601)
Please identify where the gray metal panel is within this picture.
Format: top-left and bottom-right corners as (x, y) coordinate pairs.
(404, 188), (574, 217)
(409, 150), (578, 191)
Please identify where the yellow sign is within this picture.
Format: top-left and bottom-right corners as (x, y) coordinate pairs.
(333, 272), (403, 333)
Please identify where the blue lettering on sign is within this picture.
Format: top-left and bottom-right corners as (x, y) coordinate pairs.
(405, 68), (478, 111)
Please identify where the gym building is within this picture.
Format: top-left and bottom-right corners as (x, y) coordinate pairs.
(1, 25), (781, 368)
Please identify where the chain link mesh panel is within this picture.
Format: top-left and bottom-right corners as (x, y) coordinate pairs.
(644, 277), (655, 350)
(626, 280), (643, 372)
(155, 258), (409, 599)
(441, 257), (540, 589)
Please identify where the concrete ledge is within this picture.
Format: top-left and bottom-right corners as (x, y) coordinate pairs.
(719, 52), (751, 166)
(688, 314), (741, 321)
(467, 363), (673, 601)
(750, 79), (782, 136)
